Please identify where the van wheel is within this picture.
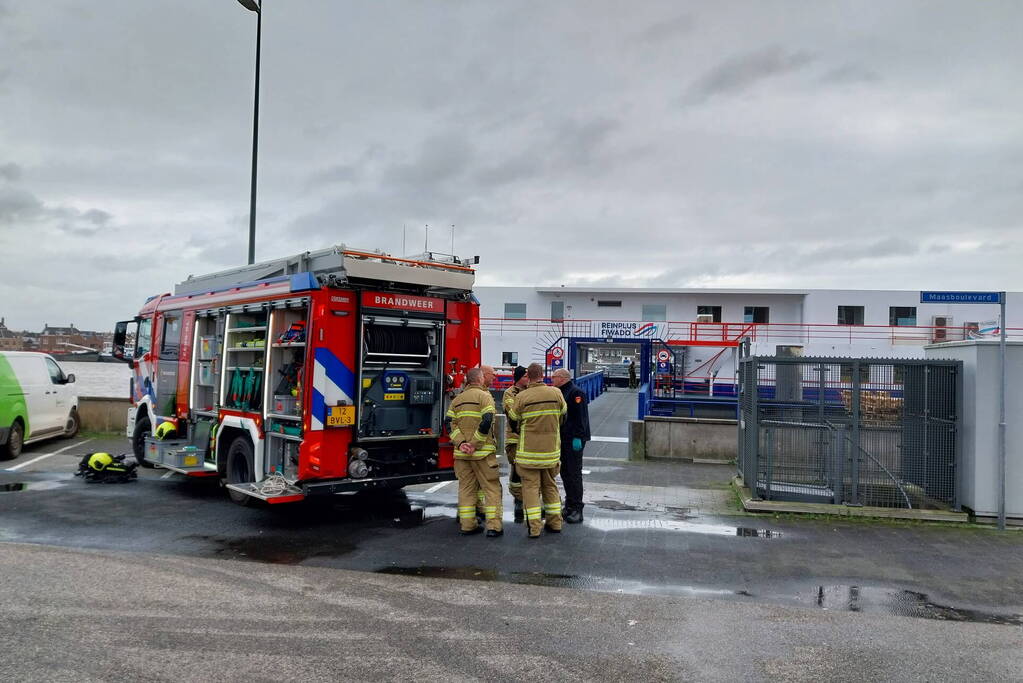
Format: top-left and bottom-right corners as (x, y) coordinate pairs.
(1, 421), (24, 460)
(132, 416), (154, 468)
(226, 437), (255, 506)
(62, 409), (81, 439)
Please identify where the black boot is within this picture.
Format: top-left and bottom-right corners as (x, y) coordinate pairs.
(513, 500), (524, 523)
(564, 508), (584, 524)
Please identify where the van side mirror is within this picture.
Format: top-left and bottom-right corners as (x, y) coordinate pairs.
(65, 374), (76, 384)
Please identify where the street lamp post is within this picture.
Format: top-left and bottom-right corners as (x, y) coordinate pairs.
(238, 0), (261, 265)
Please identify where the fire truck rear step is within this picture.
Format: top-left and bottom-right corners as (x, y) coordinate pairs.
(226, 482), (306, 504)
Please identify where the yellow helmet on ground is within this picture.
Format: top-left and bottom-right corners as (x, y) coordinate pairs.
(154, 421), (178, 440)
(87, 452), (114, 471)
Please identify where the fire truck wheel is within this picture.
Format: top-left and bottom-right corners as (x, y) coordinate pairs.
(132, 416), (155, 468)
(226, 437), (255, 506)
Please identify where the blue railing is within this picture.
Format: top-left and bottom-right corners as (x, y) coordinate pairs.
(575, 370), (606, 401)
(637, 382), (649, 420)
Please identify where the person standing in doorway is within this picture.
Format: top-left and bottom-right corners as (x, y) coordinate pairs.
(552, 368), (591, 524)
(628, 359), (637, 389)
(502, 366), (529, 522)
(507, 363), (566, 538)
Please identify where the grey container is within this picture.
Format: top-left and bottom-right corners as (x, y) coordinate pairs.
(144, 437), (190, 465)
(165, 447), (205, 469)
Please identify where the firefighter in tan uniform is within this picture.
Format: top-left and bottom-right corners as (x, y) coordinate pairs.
(502, 366), (529, 522)
(506, 363), (567, 538)
(446, 367), (504, 537)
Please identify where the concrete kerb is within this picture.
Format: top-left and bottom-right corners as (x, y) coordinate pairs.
(730, 476), (970, 523)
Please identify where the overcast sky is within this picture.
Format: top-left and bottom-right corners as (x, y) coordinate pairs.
(1, 1), (1020, 330)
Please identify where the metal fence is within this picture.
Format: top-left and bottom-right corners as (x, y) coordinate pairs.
(737, 356), (962, 510)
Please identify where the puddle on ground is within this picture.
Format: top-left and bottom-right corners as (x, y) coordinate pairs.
(593, 498), (640, 512)
(374, 567), (1022, 626)
(807, 584), (1023, 626)
(665, 506), (696, 520)
(0, 480), (67, 493)
(182, 534), (357, 565)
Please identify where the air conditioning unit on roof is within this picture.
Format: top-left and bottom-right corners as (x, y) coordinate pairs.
(932, 315), (952, 342)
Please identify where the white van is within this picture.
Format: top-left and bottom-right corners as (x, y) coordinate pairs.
(0, 351), (80, 460)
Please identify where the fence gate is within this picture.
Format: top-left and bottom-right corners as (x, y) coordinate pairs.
(737, 356), (961, 510)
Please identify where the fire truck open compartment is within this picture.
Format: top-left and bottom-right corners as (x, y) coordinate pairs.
(263, 301), (309, 482)
(357, 316), (443, 441)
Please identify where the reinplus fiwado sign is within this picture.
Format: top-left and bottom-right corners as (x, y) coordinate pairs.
(592, 321), (662, 339)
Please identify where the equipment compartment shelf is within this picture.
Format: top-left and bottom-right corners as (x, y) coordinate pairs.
(226, 347), (267, 352)
(226, 366), (264, 371)
(272, 342), (306, 348)
(266, 413), (301, 422)
(227, 326), (267, 333)
(266, 431), (303, 442)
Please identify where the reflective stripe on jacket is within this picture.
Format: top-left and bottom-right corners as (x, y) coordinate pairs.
(502, 384), (523, 445)
(505, 381), (566, 468)
(446, 385), (496, 460)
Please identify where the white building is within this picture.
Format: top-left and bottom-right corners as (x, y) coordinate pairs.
(475, 286), (1020, 385)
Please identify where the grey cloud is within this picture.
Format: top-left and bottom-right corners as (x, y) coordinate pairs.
(684, 45), (816, 104)
(382, 134), (475, 188)
(819, 64), (881, 86)
(0, 186), (42, 222)
(633, 13), (695, 44)
(82, 208), (111, 226)
(308, 163), (361, 187)
(0, 184), (114, 238)
(548, 118), (621, 169)
(0, 162), (19, 182)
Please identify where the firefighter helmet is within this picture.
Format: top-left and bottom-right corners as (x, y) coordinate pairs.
(87, 452), (114, 471)
(154, 421), (177, 440)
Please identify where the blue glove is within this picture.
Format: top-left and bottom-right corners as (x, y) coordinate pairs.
(572, 437), (583, 452)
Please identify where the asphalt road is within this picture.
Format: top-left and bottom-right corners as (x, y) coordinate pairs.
(3, 419), (1023, 680)
(2, 542), (1022, 682)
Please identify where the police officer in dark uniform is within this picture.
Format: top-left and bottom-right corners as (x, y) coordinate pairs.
(551, 368), (590, 523)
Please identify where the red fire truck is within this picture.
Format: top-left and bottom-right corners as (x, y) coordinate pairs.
(112, 246), (480, 505)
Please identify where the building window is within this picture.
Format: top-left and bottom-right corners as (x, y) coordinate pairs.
(550, 301), (564, 322)
(641, 304), (666, 321)
(837, 306), (864, 326)
(597, 300), (622, 308)
(697, 306), (721, 323)
(501, 351), (518, 366)
(744, 306), (769, 324)
(504, 303), (527, 319)
(889, 306), (917, 326)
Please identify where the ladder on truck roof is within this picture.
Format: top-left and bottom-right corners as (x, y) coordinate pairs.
(174, 244), (477, 296)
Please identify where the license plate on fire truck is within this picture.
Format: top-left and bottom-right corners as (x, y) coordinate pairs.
(327, 405), (355, 427)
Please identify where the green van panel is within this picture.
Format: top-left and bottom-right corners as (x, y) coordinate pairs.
(0, 354), (30, 438)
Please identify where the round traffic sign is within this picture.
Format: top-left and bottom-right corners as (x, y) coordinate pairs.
(657, 350), (670, 362)
(551, 347), (564, 359)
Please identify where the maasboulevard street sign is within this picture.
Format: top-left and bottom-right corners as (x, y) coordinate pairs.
(920, 291), (1003, 304)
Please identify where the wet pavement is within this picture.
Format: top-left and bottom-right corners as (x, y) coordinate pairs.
(4, 419), (1023, 633)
